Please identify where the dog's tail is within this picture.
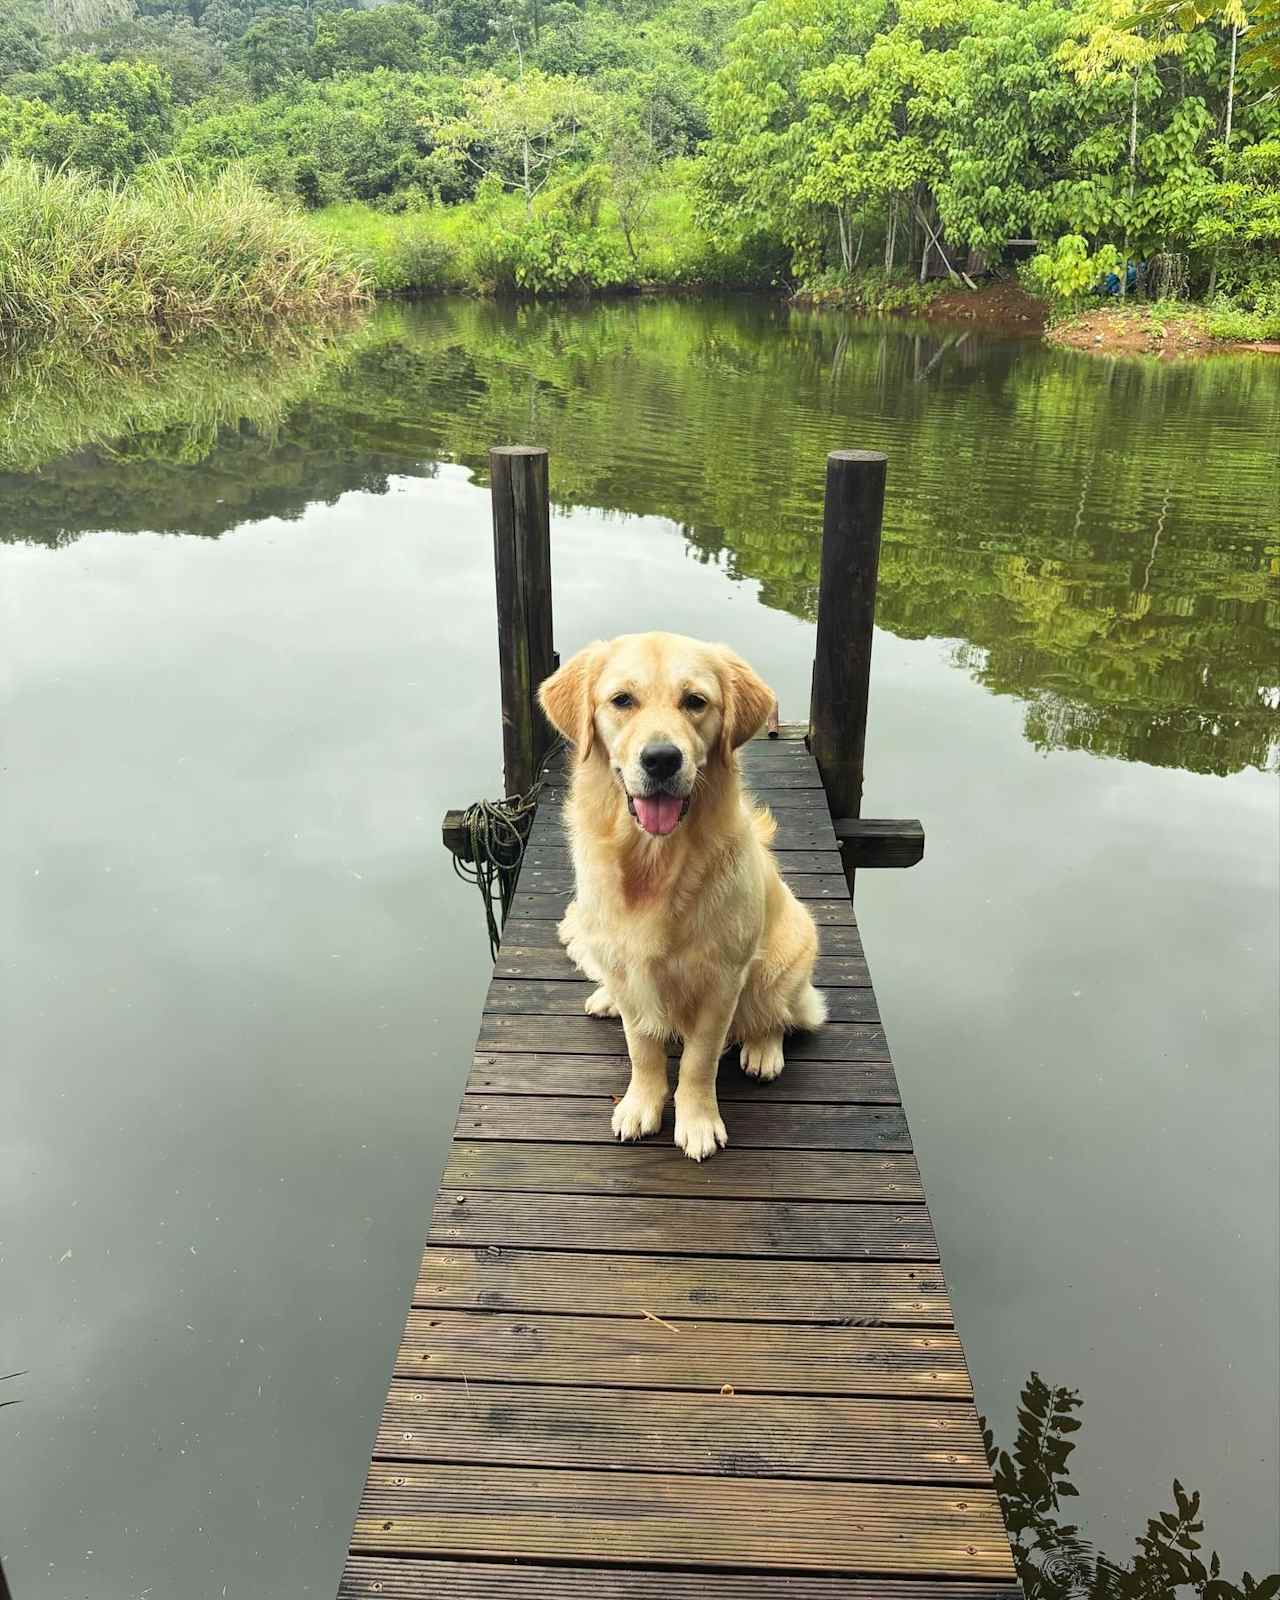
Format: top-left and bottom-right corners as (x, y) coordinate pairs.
(752, 805), (778, 846)
(793, 982), (828, 1032)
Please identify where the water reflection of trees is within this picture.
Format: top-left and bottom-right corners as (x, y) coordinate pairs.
(2, 300), (1275, 776)
(987, 1372), (1279, 1600)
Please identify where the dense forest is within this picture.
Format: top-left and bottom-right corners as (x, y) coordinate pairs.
(0, 0), (1277, 323)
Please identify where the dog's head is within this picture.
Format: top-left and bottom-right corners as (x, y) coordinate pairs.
(538, 632), (774, 837)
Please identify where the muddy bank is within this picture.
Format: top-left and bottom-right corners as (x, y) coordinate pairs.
(1045, 305), (1279, 358)
(923, 280), (1047, 329)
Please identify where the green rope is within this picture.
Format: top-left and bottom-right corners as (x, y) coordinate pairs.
(451, 740), (565, 959)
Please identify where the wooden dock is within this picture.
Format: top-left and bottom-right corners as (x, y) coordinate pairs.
(337, 728), (1016, 1598)
(337, 445), (1015, 1596)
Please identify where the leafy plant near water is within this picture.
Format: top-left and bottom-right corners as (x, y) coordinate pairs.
(984, 1373), (1280, 1599)
(0, 156), (369, 332)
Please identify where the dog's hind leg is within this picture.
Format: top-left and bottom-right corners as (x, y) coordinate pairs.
(556, 900), (580, 951)
(740, 1033), (786, 1082)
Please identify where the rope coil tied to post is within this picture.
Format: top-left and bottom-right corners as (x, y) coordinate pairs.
(446, 739), (566, 959)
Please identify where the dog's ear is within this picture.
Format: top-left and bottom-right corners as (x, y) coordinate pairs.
(715, 645), (775, 760)
(539, 642), (606, 762)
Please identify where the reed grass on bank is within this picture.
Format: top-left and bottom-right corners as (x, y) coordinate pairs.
(0, 158), (370, 333)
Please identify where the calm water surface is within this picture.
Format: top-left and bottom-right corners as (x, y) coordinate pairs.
(2, 299), (1277, 1596)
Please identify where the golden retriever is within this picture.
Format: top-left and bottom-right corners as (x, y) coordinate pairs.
(537, 632), (826, 1161)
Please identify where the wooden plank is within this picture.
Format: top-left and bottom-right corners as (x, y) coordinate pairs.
(527, 811), (839, 851)
(505, 883), (857, 921)
(483, 980), (880, 1024)
(517, 868), (851, 903)
(453, 1096), (910, 1150)
(537, 787), (831, 814)
(465, 1051), (897, 1103)
(476, 1014), (887, 1058)
(538, 765), (822, 789)
(372, 1381), (991, 1483)
(522, 847), (840, 874)
(494, 945), (871, 986)
(395, 1311), (972, 1397)
(498, 919), (864, 956)
(836, 818), (926, 870)
(353, 1462), (1012, 1577)
(440, 1144), (923, 1203)
(737, 767), (826, 788)
(430, 1190), (937, 1261)
(740, 743), (815, 763)
(416, 1243), (946, 1322)
(339, 1561), (1023, 1600)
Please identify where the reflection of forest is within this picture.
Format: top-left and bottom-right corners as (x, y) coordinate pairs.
(3, 300), (1276, 777)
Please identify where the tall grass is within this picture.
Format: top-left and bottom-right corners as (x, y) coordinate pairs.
(0, 158), (370, 333)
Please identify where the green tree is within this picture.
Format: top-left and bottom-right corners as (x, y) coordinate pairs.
(233, 5), (313, 92)
(53, 15), (225, 102)
(0, 2), (52, 81)
(604, 95), (679, 260)
(703, 0), (977, 277)
(432, 68), (601, 208)
(310, 6), (434, 78)
(1193, 134), (1280, 309)
(702, 0), (886, 273)
(171, 70), (465, 204)
(1062, 0), (1193, 289)
(0, 54), (173, 176)
(933, 0), (1084, 252)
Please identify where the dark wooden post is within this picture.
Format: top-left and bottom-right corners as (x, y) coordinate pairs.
(809, 450), (887, 863)
(490, 445), (555, 798)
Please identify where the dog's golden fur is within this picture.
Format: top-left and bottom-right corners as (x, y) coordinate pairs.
(538, 631), (825, 1161)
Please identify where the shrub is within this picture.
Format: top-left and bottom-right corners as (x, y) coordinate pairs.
(0, 55), (173, 178)
(469, 212), (632, 296)
(304, 203), (462, 294)
(1023, 234), (1123, 307)
(1204, 293), (1280, 341)
(796, 267), (945, 312)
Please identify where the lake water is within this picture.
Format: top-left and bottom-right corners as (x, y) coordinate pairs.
(2, 298), (1277, 1597)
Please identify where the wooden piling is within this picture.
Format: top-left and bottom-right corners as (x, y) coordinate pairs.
(809, 450), (888, 840)
(490, 445), (555, 798)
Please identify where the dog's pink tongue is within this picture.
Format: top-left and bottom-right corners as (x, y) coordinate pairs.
(633, 794), (683, 836)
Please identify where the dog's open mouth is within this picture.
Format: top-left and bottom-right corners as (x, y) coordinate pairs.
(626, 792), (691, 837)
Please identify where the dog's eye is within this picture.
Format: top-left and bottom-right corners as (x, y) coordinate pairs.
(610, 692), (635, 710)
(682, 694), (708, 713)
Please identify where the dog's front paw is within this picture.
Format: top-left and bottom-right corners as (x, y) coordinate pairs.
(740, 1036), (785, 1082)
(674, 1098), (727, 1162)
(585, 985), (621, 1018)
(612, 1086), (666, 1142)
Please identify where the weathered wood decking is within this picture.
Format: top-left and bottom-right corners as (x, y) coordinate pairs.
(338, 732), (1016, 1599)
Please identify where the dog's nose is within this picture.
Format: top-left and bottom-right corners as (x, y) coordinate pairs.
(639, 742), (683, 782)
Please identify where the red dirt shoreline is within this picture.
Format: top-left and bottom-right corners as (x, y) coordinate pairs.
(793, 277), (1275, 358)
